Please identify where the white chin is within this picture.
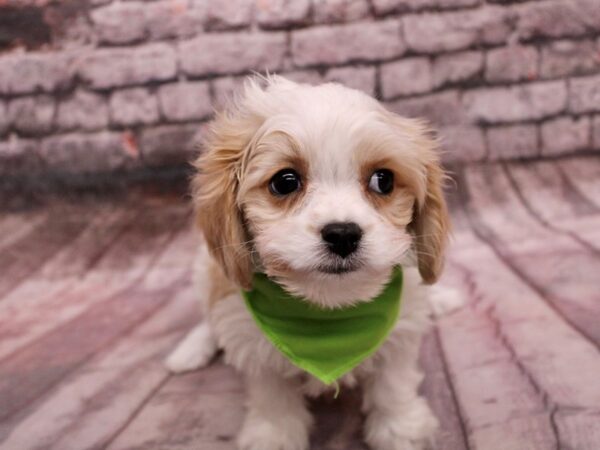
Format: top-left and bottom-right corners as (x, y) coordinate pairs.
(277, 266), (394, 309)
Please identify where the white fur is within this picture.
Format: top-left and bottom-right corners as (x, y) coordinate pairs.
(429, 285), (465, 318)
(168, 77), (456, 450)
(165, 322), (217, 373)
(171, 261), (445, 450)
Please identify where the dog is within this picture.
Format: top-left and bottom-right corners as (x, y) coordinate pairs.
(166, 75), (458, 450)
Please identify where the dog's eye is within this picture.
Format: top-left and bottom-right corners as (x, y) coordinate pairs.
(269, 169), (302, 196)
(368, 169), (394, 195)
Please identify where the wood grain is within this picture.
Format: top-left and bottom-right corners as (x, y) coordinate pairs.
(0, 284), (198, 450)
(0, 207), (191, 363)
(461, 164), (600, 347)
(1, 156), (600, 449)
(0, 207), (91, 300)
(505, 161), (600, 251)
(446, 196), (600, 449)
(0, 206), (191, 428)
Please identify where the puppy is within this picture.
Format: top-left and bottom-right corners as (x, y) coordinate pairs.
(167, 75), (452, 450)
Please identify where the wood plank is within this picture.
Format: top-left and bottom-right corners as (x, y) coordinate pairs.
(554, 409), (600, 450)
(469, 414), (557, 450)
(505, 161), (600, 251)
(450, 229), (600, 397)
(108, 328), (466, 450)
(106, 363), (244, 450)
(0, 209), (49, 252)
(0, 270), (190, 429)
(448, 252), (600, 412)
(0, 207), (91, 300)
(419, 331), (469, 450)
(462, 164), (600, 347)
(0, 208), (191, 427)
(4, 171), (600, 450)
(442, 211), (600, 448)
(461, 165), (574, 250)
(0, 208), (192, 363)
(558, 156), (600, 206)
(92, 204), (190, 274)
(0, 282), (198, 450)
(37, 204), (139, 279)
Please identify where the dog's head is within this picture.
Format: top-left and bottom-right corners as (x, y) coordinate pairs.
(193, 76), (450, 308)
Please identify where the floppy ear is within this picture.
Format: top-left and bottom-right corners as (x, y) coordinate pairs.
(412, 156), (450, 284)
(191, 116), (254, 289)
(380, 112), (451, 284)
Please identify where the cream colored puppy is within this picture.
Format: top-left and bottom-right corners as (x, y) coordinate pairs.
(167, 76), (453, 450)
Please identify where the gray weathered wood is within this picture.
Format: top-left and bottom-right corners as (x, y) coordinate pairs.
(2, 157), (600, 449)
(462, 164), (600, 347)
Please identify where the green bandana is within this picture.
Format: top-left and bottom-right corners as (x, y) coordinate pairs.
(242, 267), (403, 385)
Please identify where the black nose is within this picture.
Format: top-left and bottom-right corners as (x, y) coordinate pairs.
(321, 222), (363, 258)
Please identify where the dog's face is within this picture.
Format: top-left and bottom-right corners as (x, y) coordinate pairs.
(194, 76), (449, 307)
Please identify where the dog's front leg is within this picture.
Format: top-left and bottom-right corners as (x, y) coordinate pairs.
(362, 346), (438, 450)
(238, 371), (312, 450)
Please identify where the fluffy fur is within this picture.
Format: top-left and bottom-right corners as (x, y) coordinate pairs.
(167, 76), (456, 450)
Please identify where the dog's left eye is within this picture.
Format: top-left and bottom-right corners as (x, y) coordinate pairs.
(269, 169), (302, 196)
(368, 169), (394, 195)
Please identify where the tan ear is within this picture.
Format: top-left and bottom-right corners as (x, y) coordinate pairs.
(412, 161), (450, 284)
(191, 118), (254, 289)
(379, 111), (451, 284)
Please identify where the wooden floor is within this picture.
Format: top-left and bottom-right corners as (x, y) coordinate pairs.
(1, 156), (599, 450)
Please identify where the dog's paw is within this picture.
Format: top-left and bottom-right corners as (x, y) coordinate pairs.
(165, 323), (217, 373)
(365, 397), (438, 450)
(238, 416), (309, 450)
(428, 285), (465, 318)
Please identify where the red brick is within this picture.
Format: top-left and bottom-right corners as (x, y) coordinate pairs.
(205, 0), (253, 30)
(516, 0), (600, 41)
(39, 132), (137, 173)
(313, 0), (370, 24)
(432, 51), (483, 88)
(7, 96), (55, 136)
(569, 75), (600, 114)
(0, 52), (74, 95)
(256, 0), (311, 29)
(0, 138), (42, 175)
(292, 20), (405, 67)
(439, 125), (486, 163)
(403, 6), (511, 54)
(91, 2), (146, 44)
(463, 81), (567, 124)
(324, 66), (376, 96)
(0, 101), (7, 137)
(387, 90), (465, 126)
(78, 44), (177, 90)
(56, 90), (109, 132)
(434, 0), (480, 6)
(157, 82), (212, 122)
(283, 70), (323, 85)
(381, 57), (433, 98)
(139, 124), (202, 167)
(541, 116), (591, 156)
(110, 88), (159, 126)
(593, 116), (600, 150)
(487, 124), (538, 160)
(485, 46), (539, 83)
(372, 0), (479, 15)
(144, 0), (206, 40)
(212, 76), (246, 110)
(540, 40), (600, 79)
(179, 32), (287, 76)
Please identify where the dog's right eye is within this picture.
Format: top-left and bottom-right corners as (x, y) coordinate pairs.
(269, 169), (301, 196)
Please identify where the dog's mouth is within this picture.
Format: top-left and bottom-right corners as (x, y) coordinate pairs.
(317, 259), (363, 275)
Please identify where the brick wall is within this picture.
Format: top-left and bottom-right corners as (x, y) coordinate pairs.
(1, 0), (599, 182)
